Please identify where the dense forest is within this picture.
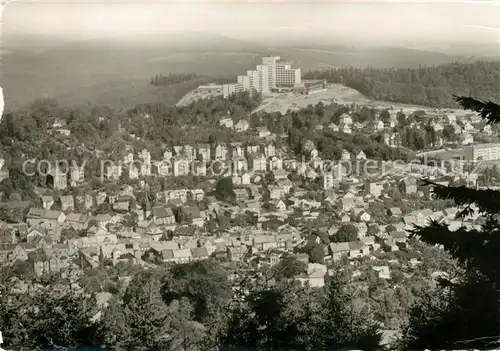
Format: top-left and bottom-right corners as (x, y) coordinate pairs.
(0, 248), (453, 350)
(150, 72), (237, 87)
(303, 61), (500, 108)
(150, 73), (200, 86)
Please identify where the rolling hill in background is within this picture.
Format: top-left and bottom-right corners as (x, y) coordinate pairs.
(278, 46), (482, 71)
(1, 33), (267, 111)
(1, 32), (493, 112)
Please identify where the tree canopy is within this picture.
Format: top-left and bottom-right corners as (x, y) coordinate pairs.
(331, 224), (359, 243)
(304, 61), (500, 107)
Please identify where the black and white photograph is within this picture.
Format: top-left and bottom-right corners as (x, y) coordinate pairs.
(0, 0), (500, 349)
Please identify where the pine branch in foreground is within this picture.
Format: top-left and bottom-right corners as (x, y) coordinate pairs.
(453, 95), (500, 125)
(400, 95), (500, 350)
(410, 221), (500, 281)
(420, 180), (500, 217)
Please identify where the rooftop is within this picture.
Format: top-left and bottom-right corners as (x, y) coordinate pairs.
(468, 143), (500, 150)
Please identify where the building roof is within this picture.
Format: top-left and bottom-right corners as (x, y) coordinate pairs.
(191, 247), (209, 258)
(184, 206), (201, 218)
(173, 249), (192, 259)
(44, 211), (63, 220)
(27, 208), (45, 219)
(402, 178), (417, 186)
(330, 242), (350, 253)
(66, 213), (88, 223)
(342, 197), (355, 205)
(234, 189), (249, 197)
(361, 236), (375, 245)
(161, 249), (174, 260)
(228, 245), (247, 254)
(389, 207), (402, 215)
(348, 241), (365, 250)
(60, 195), (74, 202)
(391, 231), (408, 239)
(403, 216), (417, 225)
(152, 206), (173, 219)
(95, 214), (112, 221)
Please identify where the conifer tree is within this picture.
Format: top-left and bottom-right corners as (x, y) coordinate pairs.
(400, 95), (500, 349)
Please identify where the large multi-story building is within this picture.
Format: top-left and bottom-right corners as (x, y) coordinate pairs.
(256, 65), (270, 93)
(202, 55), (302, 98)
(323, 173), (335, 190)
(262, 56), (279, 86)
(464, 143), (500, 161)
(273, 58), (301, 88)
(226, 56), (301, 96)
(197, 84), (223, 95)
(222, 83), (244, 98)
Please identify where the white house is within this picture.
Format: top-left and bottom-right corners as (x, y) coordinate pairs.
(256, 127), (271, 138)
(356, 151), (367, 160)
(235, 119), (250, 132)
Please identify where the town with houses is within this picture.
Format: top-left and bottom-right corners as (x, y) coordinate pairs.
(0, 100), (493, 290)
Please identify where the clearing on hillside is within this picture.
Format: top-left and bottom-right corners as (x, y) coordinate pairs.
(251, 84), (426, 114)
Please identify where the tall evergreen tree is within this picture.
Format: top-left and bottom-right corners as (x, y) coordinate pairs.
(400, 95), (500, 349)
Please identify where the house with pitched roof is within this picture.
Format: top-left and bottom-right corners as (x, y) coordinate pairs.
(172, 249), (193, 263)
(276, 178), (294, 194)
(387, 207), (402, 216)
(296, 263), (327, 288)
(329, 242), (350, 261)
(227, 245), (248, 262)
(41, 196), (54, 210)
(341, 197), (355, 212)
(197, 144), (211, 161)
(41, 211), (66, 228)
(233, 189), (250, 202)
(95, 214), (112, 228)
(400, 178), (418, 194)
(27, 208), (46, 227)
(267, 185), (282, 200)
(256, 127), (271, 138)
(347, 241), (370, 259)
(191, 247), (209, 261)
(268, 199), (286, 212)
(152, 206), (176, 225)
(65, 213), (89, 231)
(235, 119), (250, 132)
(183, 206), (205, 227)
(60, 195), (74, 212)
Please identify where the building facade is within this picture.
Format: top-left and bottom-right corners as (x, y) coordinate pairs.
(464, 143), (500, 161)
(223, 56), (301, 96)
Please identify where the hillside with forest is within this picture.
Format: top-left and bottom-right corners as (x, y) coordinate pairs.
(304, 61), (500, 108)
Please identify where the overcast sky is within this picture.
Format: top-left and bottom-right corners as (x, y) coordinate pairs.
(4, 1), (500, 44)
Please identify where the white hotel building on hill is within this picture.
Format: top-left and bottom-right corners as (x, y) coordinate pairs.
(222, 56), (302, 97)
